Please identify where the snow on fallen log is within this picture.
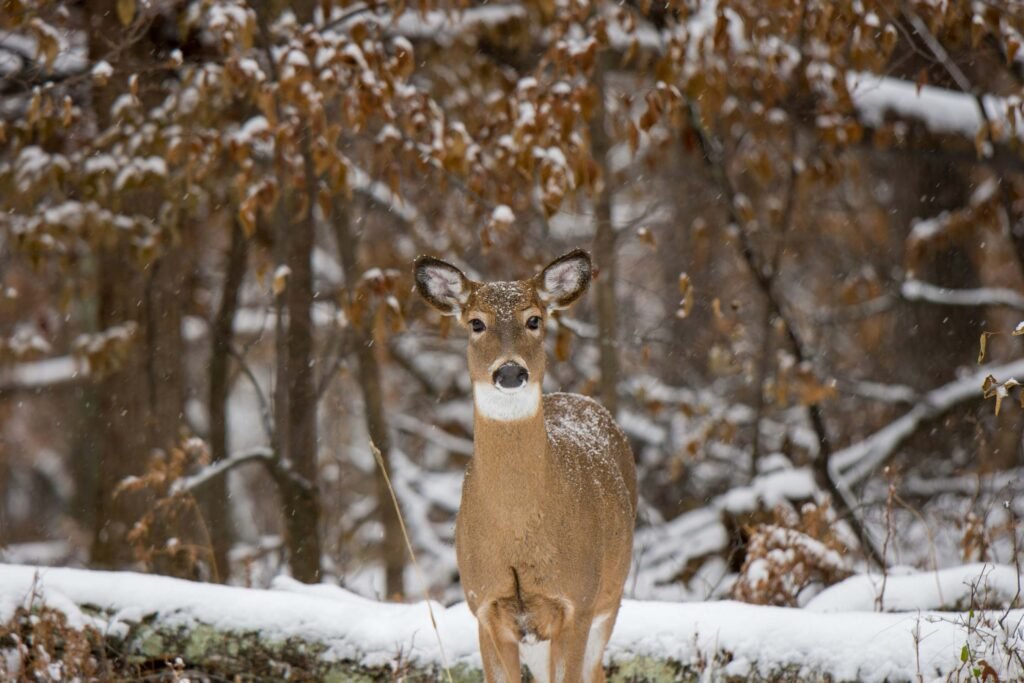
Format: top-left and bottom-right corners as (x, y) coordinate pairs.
(1, 563), (1022, 681)
(807, 563), (1023, 613)
(832, 357), (1024, 486)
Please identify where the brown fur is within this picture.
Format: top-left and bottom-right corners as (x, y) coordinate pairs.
(415, 251), (637, 683)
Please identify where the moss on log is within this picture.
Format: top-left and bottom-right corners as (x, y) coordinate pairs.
(3, 602), (822, 682)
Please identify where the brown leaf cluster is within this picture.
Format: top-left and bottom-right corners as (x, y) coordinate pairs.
(115, 438), (218, 580)
(0, 596), (102, 681)
(732, 502), (852, 607)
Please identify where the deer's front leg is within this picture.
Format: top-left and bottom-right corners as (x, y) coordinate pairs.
(477, 603), (521, 683)
(580, 610), (614, 683)
(548, 611), (595, 683)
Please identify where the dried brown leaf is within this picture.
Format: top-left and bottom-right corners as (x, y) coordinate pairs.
(272, 265), (290, 296)
(979, 332), (993, 364)
(117, 0), (135, 26)
(1008, 36), (1021, 65)
(677, 273), (694, 319)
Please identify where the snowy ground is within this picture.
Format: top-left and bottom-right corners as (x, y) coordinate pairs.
(1, 563), (1021, 681)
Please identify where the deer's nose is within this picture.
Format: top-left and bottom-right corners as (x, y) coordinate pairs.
(493, 362), (529, 390)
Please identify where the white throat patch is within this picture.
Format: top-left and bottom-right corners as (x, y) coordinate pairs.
(473, 382), (541, 422)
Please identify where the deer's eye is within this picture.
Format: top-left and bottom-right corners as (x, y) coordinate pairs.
(526, 315), (542, 331)
(469, 318), (486, 333)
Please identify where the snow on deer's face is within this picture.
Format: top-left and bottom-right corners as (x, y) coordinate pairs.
(414, 250), (592, 421)
(462, 280), (546, 421)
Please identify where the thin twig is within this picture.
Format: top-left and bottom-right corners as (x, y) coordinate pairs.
(900, 4), (978, 95)
(894, 492), (945, 608)
(901, 2), (996, 150)
(876, 472), (896, 611)
(180, 494), (222, 584)
(316, 327), (354, 399)
(228, 345), (275, 440)
(999, 504), (1022, 627)
(369, 440), (454, 683)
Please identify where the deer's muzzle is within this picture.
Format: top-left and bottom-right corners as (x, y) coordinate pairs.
(493, 362), (529, 390)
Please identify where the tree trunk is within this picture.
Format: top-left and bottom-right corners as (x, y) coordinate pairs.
(90, 245), (149, 567)
(203, 221), (249, 581)
(145, 247), (186, 450)
(86, 1), (185, 567)
(276, 135), (324, 584)
(589, 52), (620, 418)
(334, 200), (405, 598)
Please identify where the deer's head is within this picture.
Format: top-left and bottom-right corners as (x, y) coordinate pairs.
(414, 250), (592, 421)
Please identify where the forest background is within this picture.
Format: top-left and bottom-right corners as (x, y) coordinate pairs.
(2, 0), (1024, 645)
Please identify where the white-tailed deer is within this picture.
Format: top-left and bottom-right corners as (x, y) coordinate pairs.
(414, 250), (637, 683)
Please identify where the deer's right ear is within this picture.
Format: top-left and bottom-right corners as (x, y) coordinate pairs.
(414, 256), (474, 317)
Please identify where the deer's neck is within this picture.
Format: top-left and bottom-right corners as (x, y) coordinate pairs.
(471, 383), (548, 470)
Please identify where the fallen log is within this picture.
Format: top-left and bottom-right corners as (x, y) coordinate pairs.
(1, 564), (1021, 682)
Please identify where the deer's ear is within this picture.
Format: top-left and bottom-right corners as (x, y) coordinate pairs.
(414, 256), (474, 317)
(537, 249), (592, 311)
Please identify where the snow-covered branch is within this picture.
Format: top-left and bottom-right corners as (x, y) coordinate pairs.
(848, 72), (1011, 146)
(901, 279), (1024, 310)
(0, 33), (89, 94)
(0, 355), (88, 393)
(834, 378), (918, 405)
(901, 467), (1024, 500)
(832, 357), (1024, 486)
(171, 447), (276, 495)
(327, 4), (528, 42)
(629, 507), (728, 601)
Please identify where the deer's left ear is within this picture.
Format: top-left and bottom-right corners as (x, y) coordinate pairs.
(536, 249), (592, 311)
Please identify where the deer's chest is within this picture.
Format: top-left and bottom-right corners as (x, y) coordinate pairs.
(455, 465), (599, 597)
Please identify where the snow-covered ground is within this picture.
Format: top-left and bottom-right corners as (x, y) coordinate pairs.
(1, 562), (1021, 681)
